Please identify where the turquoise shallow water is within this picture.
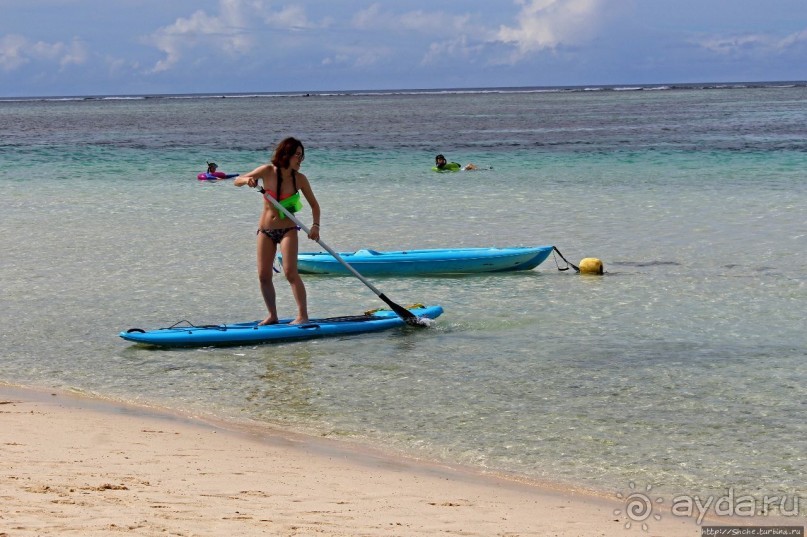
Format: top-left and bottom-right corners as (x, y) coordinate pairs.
(1, 85), (805, 509)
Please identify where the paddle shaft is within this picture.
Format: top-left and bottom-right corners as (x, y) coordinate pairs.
(258, 188), (419, 323)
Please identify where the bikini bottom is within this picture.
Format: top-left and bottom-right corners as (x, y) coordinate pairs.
(257, 226), (299, 245)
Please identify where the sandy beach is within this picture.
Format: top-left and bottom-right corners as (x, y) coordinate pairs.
(0, 385), (715, 537)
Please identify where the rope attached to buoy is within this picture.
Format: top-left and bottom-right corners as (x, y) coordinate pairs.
(551, 246), (604, 275)
(551, 246), (580, 272)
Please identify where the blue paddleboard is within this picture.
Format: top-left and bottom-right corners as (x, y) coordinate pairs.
(120, 305), (443, 347)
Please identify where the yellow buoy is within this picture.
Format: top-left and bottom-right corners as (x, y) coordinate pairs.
(578, 257), (604, 275)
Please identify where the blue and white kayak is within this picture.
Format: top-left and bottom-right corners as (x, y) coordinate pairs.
(281, 246), (554, 276)
(119, 305), (443, 348)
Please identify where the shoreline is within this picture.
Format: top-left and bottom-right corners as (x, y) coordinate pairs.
(1, 382), (711, 536)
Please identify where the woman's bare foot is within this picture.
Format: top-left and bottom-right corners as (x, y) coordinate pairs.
(289, 317), (309, 325)
(258, 316), (279, 326)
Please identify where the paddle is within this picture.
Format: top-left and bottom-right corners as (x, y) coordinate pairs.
(257, 187), (427, 326)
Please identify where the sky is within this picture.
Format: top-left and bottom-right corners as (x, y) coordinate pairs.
(1, 0), (806, 97)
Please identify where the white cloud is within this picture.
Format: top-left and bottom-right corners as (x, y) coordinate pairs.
(321, 44), (392, 68)
(264, 5), (317, 30)
(0, 34), (29, 70)
(352, 3), (470, 34)
(778, 27), (807, 49)
(696, 34), (771, 55)
(59, 38), (89, 68)
(144, 0), (255, 73)
(421, 36), (485, 66)
(496, 0), (605, 60)
(351, 3), (382, 29)
(104, 56), (128, 74)
(144, 0), (333, 73)
(694, 26), (807, 56)
(0, 34), (87, 71)
(348, 3), (481, 68)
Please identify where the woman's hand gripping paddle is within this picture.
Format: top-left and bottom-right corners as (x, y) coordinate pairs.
(258, 188), (428, 327)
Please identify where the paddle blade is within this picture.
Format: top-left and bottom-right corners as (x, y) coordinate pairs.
(378, 294), (429, 327)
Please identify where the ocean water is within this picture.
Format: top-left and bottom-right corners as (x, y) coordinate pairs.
(1, 83), (805, 509)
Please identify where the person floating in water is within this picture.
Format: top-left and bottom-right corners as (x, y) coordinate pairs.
(432, 154), (478, 172)
(198, 161), (239, 180)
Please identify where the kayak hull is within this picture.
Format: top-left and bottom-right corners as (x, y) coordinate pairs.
(283, 246), (554, 276)
(120, 305), (443, 348)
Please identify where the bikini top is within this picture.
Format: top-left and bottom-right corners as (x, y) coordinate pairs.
(263, 168), (303, 218)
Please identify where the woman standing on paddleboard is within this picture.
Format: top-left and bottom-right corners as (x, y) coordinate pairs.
(234, 137), (321, 325)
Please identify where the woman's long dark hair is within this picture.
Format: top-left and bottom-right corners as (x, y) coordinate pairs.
(271, 137), (304, 168)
